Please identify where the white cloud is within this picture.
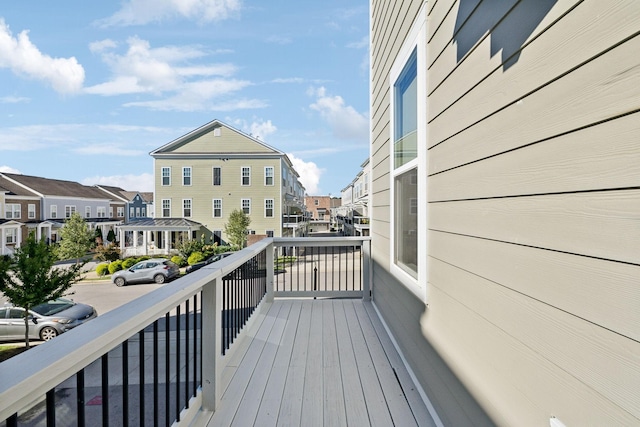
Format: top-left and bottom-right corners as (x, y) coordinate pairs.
(347, 35), (368, 49)
(288, 153), (324, 195)
(266, 35), (292, 45)
(0, 165), (21, 174)
(97, 0), (242, 27)
(85, 36), (259, 112)
(0, 96), (29, 104)
(309, 86), (368, 142)
(0, 19), (85, 94)
(230, 118), (277, 140)
(82, 173), (154, 192)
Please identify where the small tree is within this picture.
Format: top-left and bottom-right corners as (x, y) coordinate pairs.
(56, 212), (94, 263)
(0, 234), (84, 348)
(224, 209), (251, 248)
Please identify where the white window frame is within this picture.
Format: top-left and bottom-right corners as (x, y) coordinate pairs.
(212, 199), (222, 218)
(241, 198), (251, 215)
(162, 199), (171, 218)
(241, 167), (251, 186)
(213, 166), (222, 186)
(265, 166), (274, 186)
(161, 167), (171, 186)
(109, 207), (114, 218)
(130, 207), (135, 218)
(97, 206), (106, 218)
(117, 206), (124, 217)
(50, 205), (57, 219)
(266, 230), (274, 237)
(183, 167), (192, 186)
(265, 199), (274, 218)
(5, 204), (20, 219)
(28, 204), (36, 219)
(183, 199), (192, 217)
(388, 5), (427, 302)
(6, 228), (17, 244)
(65, 205), (76, 218)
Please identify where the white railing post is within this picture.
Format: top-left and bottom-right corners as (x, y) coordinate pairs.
(266, 241), (275, 303)
(362, 238), (371, 301)
(201, 277), (222, 411)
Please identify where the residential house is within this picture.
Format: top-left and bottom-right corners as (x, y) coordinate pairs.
(0, 173), (122, 249)
(370, 1), (640, 426)
(304, 195), (332, 232)
(95, 185), (152, 222)
(336, 158), (370, 236)
(120, 120), (307, 256)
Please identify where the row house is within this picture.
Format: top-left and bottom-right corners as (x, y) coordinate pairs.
(336, 158), (370, 236)
(118, 120), (308, 256)
(95, 185), (154, 222)
(0, 173), (124, 255)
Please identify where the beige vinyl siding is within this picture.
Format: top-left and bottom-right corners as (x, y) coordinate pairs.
(372, 0), (640, 426)
(155, 157), (282, 240)
(171, 125), (277, 154)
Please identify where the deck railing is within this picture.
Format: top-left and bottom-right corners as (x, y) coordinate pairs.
(0, 236), (371, 427)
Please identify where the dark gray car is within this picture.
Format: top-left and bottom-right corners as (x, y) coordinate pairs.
(112, 258), (180, 286)
(0, 298), (98, 342)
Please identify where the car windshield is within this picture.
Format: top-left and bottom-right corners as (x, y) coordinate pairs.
(32, 299), (75, 316)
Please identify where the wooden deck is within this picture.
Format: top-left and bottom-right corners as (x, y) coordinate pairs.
(201, 298), (438, 427)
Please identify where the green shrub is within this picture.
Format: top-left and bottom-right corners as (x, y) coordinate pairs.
(188, 252), (205, 265)
(108, 260), (123, 274)
(122, 258), (137, 269)
(171, 255), (186, 267)
(215, 245), (235, 254)
(95, 263), (110, 277)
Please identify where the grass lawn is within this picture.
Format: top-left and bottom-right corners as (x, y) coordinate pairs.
(0, 343), (31, 362)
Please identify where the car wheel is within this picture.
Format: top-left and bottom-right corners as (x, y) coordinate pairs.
(115, 277), (126, 287)
(40, 326), (58, 341)
(154, 274), (166, 284)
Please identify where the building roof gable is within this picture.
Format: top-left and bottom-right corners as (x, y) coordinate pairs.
(150, 119), (283, 157)
(0, 173), (109, 199)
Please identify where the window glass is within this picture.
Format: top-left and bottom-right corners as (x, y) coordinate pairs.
(213, 199), (222, 217)
(183, 167), (192, 186)
(265, 199), (274, 217)
(242, 199), (251, 215)
(183, 199), (192, 217)
(394, 169), (418, 278)
(162, 199), (171, 217)
(394, 50), (418, 169)
(213, 167), (221, 186)
(162, 167), (171, 186)
(242, 167), (250, 186)
(265, 167), (274, 186)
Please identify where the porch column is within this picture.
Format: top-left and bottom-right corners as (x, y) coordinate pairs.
(164, 231), (169, 255)
(16, 227), (22, 248)
(142, 231), (148, 255)
(119, 229), (125, 253)
(0, 229), (5, 255)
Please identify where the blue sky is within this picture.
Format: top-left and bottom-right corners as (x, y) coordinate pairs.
(0, 0), (369, 196)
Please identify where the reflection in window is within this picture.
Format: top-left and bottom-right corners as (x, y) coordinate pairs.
(394, 168), (418, 279)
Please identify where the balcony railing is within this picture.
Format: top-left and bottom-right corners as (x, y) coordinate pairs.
(0, 237), (371, 427)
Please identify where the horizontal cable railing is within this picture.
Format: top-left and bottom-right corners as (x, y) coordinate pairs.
(0, 237), (371, 426)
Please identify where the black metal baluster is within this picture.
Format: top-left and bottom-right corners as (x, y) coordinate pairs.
(77, 369), (85, 427)
(46, 389), (55, 427)
(7, 414), (17, 427)
(123, 341), (129, 427)
(139, 330), (145, 427)
(165, 313), (170, 427)
(153, 320), (159, 427)
(194, 294), (199, 397)
(176, 305), (181, 422)
(185, 299), (190, 408)
(102, 354), (109, 427)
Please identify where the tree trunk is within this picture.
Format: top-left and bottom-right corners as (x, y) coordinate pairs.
(23, 315), (31, 349)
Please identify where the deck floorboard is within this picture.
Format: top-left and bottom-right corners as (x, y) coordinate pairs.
(207, 298), (436, 427)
